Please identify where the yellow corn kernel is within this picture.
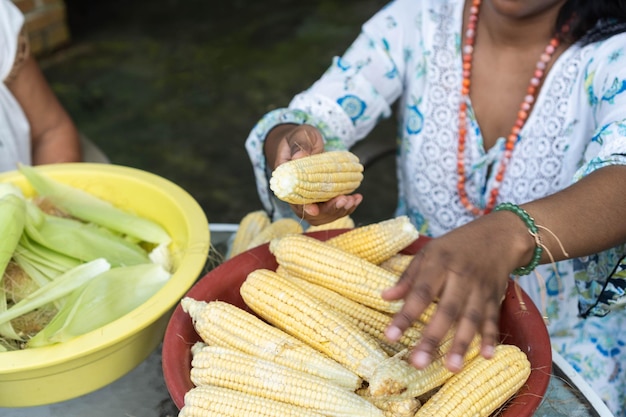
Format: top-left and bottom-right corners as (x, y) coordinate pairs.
(269, 234), (403, 313)
(379, 253), (414, 275)
(414, 344), (532, 417)
(368, 335), (481, 398)
(180, 384), (326, 417)
(228, 210), (270, 258)
(240, 268), (389, 380)
(269, 150), (364, 204)
(305, 215), (355, 232)
(190, 345), (384, 417)
(325, 216), (419, 264)
(180, 298), (361, 390)
(246, 217), (303, 250)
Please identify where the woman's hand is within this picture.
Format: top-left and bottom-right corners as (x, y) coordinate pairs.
(382, 211), (534, 372)
(264, 124), (363, 225)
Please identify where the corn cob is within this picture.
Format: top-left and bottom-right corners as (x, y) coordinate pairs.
(379, 253), (414, 275)
(180, 298), (361, 390)
(189, 344), (384, 417)
(228, 210), (270, 258)
(286, 275), (420, 355)
(305, 215), (355, 232)
(246, 217), (303, 250)
(269, 234), (403, 313)
(179, 384), (327, 417)
(356, 388), (421, 417)
(414, 344), (531, 417)
(240, 268), (389, 381)
(269, 150), (364, 204)
(368, 335), (481, 398)
(325, 216), (419, 264)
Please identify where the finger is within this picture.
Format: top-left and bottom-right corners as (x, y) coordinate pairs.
(478, 295), (501, 359)
(384, 254), (442, 344)
(443, 290), (485, 372)
(381, 250), (425, 301)
(301, 203), (320, 216)
(287, 125), (324, 157)
(409, 271), (468, 369)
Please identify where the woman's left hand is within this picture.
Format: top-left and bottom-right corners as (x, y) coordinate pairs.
(381, 211), (533, 372)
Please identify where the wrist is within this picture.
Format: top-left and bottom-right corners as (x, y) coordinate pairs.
(493, 203), (542, 275)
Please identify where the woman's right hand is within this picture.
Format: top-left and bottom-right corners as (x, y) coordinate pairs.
(264, 124), (363, 225)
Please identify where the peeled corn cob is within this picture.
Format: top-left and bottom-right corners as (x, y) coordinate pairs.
(379, 253), (414, 275)
(269, 150), (364, 204)
(179, 384), (326, 417)
(286, 275), (420, 355)
(228, 210), (270, 258)
(246, 217), (303, 250)
(269, 234), (403, 313)
(414, 344), (532, 417)
(306, 215), (355, 232)
(325, 216), (419, 264)
(356, 388), (421, 417)
(190, 344), (384, 417)
(180, 298), (361, 390)
(368, 335), (481, 398)
(240, 268), (389, 381)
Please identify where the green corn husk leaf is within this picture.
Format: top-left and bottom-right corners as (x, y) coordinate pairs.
(18, 163), (171, 245)
(23, 201), (151, 268)
(0, 187), (27, 340)
(28, 263), (171, 347)
(0, 258), (111, 327)
(0, 289), (22, 341)
(15, 233), (82, 282)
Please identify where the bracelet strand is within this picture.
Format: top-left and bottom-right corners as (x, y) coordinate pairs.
(494, 202), (543, 276)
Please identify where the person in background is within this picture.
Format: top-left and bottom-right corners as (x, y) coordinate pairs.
(0, 0), (81, 173)
(245, 0), (626, 414)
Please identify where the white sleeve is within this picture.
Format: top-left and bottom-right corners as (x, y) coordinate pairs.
(0, 0), (24, 81)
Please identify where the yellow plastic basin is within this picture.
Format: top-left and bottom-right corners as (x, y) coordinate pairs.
(0, 163), (210, 407)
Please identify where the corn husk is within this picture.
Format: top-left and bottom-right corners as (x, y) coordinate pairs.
(18, 163), (171, 245)
(23, 201), (150, 267)
(0, 258), (111, 330)
(0, 188), (27, 340)
(28, 263), (171, 347)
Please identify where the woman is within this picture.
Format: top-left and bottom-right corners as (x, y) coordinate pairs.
(0, 0), (81, 172)
(245, 0), (626, 413)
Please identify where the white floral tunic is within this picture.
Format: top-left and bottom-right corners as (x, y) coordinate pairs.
(245, 0), (626, 413)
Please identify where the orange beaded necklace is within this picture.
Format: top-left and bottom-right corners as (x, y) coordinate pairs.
(457, 0), (567, 216)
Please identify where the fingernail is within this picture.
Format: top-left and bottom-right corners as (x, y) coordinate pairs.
(385, 326), (402, 342)
(447, 353), (463, 372)
(412, 351), (431, 368)
(482, 344), (495, 358)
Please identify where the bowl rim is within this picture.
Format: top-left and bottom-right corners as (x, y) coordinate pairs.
(0, 163), (210, 373)
(162, 230), (552, 415)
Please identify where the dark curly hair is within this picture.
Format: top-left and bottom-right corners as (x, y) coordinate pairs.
(557, 0), (626, 45)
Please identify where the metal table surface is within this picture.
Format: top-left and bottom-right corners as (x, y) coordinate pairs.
(0, 225), (614, 417)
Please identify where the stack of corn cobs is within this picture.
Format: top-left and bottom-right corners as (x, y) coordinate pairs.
(179, 151), (532, 417)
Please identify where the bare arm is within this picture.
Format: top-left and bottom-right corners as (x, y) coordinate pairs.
(6, 55), (82, 165)
(383, 164), (626, 372)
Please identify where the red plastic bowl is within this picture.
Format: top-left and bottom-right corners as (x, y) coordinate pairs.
(162, 230), (552, 415)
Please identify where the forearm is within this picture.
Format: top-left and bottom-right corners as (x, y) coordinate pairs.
(517, 165), (626, 266)
(31, 120), (81, 165)
(8, 56), (82, 165)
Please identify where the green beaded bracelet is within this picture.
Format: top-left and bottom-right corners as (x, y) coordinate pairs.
(494, 202), (543, 276)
